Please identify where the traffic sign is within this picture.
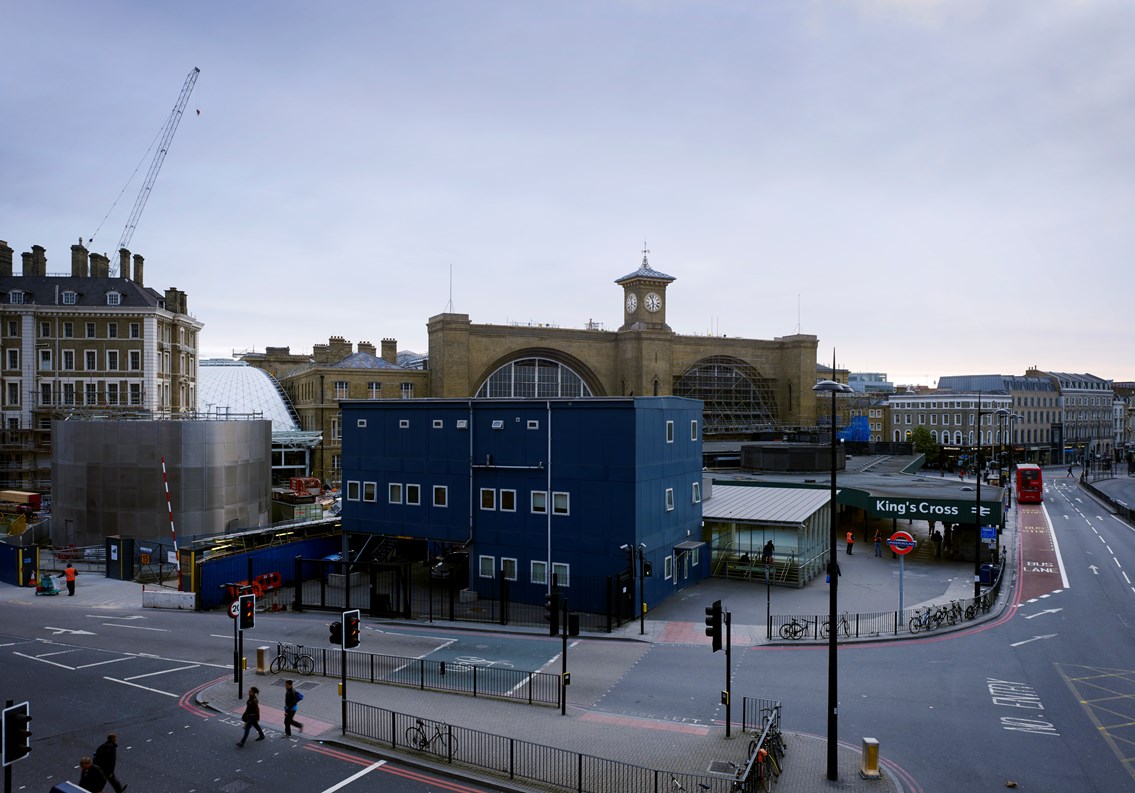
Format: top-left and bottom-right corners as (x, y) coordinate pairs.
(228, 601), (239, 619)
(887, 531), (916, 556)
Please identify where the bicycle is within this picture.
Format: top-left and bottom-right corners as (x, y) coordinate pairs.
(819, 612), (851, 639)
(779, 617), (810, 640)
(270, 643), (315, 675)
(908, 607), (941, 634)
(404, 718), (457, 756)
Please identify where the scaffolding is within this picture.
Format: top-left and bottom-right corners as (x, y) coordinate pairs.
(673, 356), (780, 436)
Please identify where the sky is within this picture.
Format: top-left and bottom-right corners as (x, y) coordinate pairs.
(3, 0), (1133, 387)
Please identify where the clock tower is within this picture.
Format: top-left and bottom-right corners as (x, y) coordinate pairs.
(616, 245), (675, 332)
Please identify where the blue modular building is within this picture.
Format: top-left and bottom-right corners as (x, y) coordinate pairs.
(340, 397), (706, 614)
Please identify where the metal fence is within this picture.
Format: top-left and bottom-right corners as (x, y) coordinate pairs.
(275, 642), (560, 707)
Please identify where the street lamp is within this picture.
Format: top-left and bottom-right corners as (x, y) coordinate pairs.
(813, 378), (853, 782)
(974, 392), (984, 600)
(995, 408), (1015, 507)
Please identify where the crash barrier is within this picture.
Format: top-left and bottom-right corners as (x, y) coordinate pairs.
(275, 642), (561, 707)
(345, 700), (756, 793)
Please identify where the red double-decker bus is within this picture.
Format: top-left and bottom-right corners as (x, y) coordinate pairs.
(1016, 463), (1043, 503)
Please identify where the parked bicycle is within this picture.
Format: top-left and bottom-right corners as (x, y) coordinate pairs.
(404, 718), (457, 756)
(779, 617), (810, 640)
(819, 612), (851, 639)
(270, 643), (315, 675)
(908, 606), (941, 634)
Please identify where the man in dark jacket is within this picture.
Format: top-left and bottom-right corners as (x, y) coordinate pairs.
(93, 733), (127, 792)
(78, 756), (107, 792)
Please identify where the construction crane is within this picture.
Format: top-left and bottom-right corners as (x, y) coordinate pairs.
(91, 67), (200, 274)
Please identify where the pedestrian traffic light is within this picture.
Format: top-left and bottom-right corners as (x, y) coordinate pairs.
(704, 599), (722, 653)
(238, 594), (255, 631)
(544, 591), (560, 636)
(343, 609), (361, 649)
(2, 701), (32, 767)
(568, 612), (580, 637)
(329, 620), (342, 646)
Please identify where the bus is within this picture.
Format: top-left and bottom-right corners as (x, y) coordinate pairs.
(1016, 463), (1043, 503)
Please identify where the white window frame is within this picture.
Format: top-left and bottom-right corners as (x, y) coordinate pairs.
(692, 482), (701, 503)
(129, 322), (140, 339)
(664, 555), (674, 580)
(500, 489), (516, 512)
(478, 555), (495, 579)
(106, 350), (119, 371)
(62, 291), (77, 305)
(552, 491), (569, 515)
(691, 420), (698, 441)
(666, 420), (674, 443)
(527, 420), (539, 430)
(38, 349), (52, 371)
(108, 322), (118, 339)
(346, 481), (361, 502)
(432, 419), (443, 429)
(480, 488), (496, 511)
(129, 350), (141, 371)
(106, 292), (121, 306)
(501, 557), (518, 581)
(531, 490), (547, 514)
(62, 350), (75, 371)
(665, 487), (675, 511)
(406, 484), (420, 506)
(433, 485), (448, 507)
(388, 483), (402, 503)
(551, 562), (570, 588)
(530, 560), (548, 586)
(363, 482), (377, 502)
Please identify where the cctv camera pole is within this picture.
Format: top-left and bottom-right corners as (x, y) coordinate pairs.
(637, 546), (646, 636)
(725, 609), (732, 737)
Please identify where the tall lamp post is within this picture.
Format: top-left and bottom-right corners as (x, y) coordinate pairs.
(813, 378), (853, 781)
(995, 408), (1013, 507)
(974, 392), (984, 599)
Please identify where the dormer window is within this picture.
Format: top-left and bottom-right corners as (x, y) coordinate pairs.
(9, 291), (25, 304)
(62, 291), (77, 305)
(106, 292), (121, 306)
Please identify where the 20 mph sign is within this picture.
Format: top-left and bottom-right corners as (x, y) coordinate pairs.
(888, 531), (916, 556)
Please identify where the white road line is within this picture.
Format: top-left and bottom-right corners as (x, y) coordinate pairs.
(77, 657), (134, 669)
(103, 623), (169, 632)
(103, 676), (179, 697)
(1115, 558), (1123, 569)
(124, 664), (199, 681)
(1123, 572), (1131, 584)
(320, 759), (387, 792)
(13, 652), (75, 670)
(1107, 546), (1114, 554)
(1042, 503), (1071, 590)
(1113, 514), (1135, 532)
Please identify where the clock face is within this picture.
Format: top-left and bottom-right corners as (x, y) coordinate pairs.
(625, 293), (638, 313)
(645, 292), (662, 313)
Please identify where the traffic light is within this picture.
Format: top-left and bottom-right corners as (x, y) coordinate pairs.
(238, 594), (255, 631)
(344, 609), (361, 649)
(544, 591), (560, 636)
(567, 612), (580, 637)
(704, 599), (722, 653)
(643, 560), (653, 577)
(329, 620), (342, 646)
(2, 701), (32, 767)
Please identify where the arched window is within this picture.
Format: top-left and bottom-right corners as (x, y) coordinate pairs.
(476, 357), (593, 399)
(673, 356), (777, 435)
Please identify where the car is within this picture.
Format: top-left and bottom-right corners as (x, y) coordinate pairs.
(431, 551), (469, 579)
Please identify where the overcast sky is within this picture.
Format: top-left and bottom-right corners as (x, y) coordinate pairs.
(4, 1), (1132, 386)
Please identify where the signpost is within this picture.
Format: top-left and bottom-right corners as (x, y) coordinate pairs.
(887, 531), (917, 613)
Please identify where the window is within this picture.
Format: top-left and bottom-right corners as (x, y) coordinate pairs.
(9, 291), (25, 304)
(666, 420), (674, 443)
(368, 382), (381, 399)
(5, 320), (15, 335)
(39, 322), (50, 338)
(363, 482), (377, 502)
(41, 383), (52, 405)
(5, 349), (18, 369)
(501, 558), (518, 581)
(106, 350), (119, 371)
(399, 419), (409, 428)
(334, 381), (348, 399)
(527, 420), (539, 430)
(6, 382), (18, 405)
(63, 383), (76, 405)
(433, 486), (448, 507)
(692, 482), (701, 503)
(129, 350), (141, 370)
(491, 420), (504, 430)
(129, 383), (142, 405)
(86, 322), (96, 338)
(62, 350), (75, 371)
(38, 349), (51, 370)
(106, 383), (119, 405)
(691, 547), (700, 567)
(665, 488), (675, 511)
(480, 488), (496, 510)
(63, 291), (77, 305)
(478, 556), (495, 579)
(406, 484), (420, 505)
(551, 562), (570, 588)
(531, 560), (548, 585)
(356, 419), (367, 428)
(331, 454), (342, 473)
(129, 322), (140, 339)
(388, 483), (402, 503)
(85, 350), (96, 370)
(331, 416), (341, 441)
(85, 383), (97, 405)
(106, 292), (121, 306)
(552, 492), (569, 515)
(531, 491), (547, 514)
(691, 420), (698, 441)
(664, 555), (674, 580)
(432, 419), (443, 429)
(346, 481), (361, 500)
(401, 382), (414, 399)
(108, 323), (118, 339)
(63, 322), (74, 338)
(500, 489), (516, 512)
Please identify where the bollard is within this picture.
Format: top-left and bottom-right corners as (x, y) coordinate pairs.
(257, 646), (270, 674)
(859, 736), (881, 780)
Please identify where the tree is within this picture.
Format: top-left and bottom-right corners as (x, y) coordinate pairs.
(910, 425), (940, 465)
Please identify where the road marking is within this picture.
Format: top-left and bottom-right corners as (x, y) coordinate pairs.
(103, 676), (179, 697)
(102, 623), (169, 632)
(13, 652), (76, 669)
(1090, 565), (1100, 575)
(77, 657), (134, 669)
(44, 627), (95, 635)
(124, 664), (200, 681)
(1024, 609), (1062, 620)
(87, 615), (145, 620)
(1010, 634), (1057, 647)
(1041, 503), (1071, 590)
(319, 759), (387, 792)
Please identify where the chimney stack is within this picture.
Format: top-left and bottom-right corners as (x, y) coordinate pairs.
(313, 343), (331, 365)
(357, 340), (376, 357)
(132, 253), (144, 286)
(118, 249), (131, 281)
(328, 336), (352, 362)
(381, 338), (398, 364)
(31, 245), (47, 275)
(90, 252), (110, 278)
(71, 242), (90, 277)
(0, 240), (13, 277)
(21, 251), (33, 276)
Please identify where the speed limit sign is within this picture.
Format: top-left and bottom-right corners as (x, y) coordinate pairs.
(228, 601), (239, 619)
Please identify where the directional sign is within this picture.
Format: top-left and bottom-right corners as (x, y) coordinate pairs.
(981, 525), (997, 540)
(887, 531), (916, 556)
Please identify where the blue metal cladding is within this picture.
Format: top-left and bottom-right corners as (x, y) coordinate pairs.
(340, 397), (704, 611)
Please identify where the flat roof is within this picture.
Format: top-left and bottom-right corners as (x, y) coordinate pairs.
(702, 485), (831, 525)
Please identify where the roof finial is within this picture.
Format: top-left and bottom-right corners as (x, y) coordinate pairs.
(641, 240), (651, 268)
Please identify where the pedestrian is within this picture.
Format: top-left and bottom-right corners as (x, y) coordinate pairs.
(236, 686), (265, 746)
(78, 756), (107, 793)
(93, 733), (127, 793)
(761, 539), (775, 565)
(932, 529), (943, 559)
(1067, 464), (1073, 478)
(845, 530), (854, 555)
(64, 562), (77, 596)
(873, 530), (882, 557)
(283, 679), (305, 737)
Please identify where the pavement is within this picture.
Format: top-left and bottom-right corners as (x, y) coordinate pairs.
(7, 472), (1042, 793)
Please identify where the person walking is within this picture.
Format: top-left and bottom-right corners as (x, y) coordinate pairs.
(78, 756), (108, 792)
(845, 530), (854, 555)
(64, 562), (78, 596)
(283, 679), (305, 737)
(761, 539), (775, 565)
(1068, 464), (1073, 478)
(873, 530), (883, 557)
(236, 687), (265, 746)
(93, 733), (127, 793)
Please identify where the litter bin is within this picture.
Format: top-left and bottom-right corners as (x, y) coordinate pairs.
(979, 564), (999, 585)
(50, 783), (88, 793)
